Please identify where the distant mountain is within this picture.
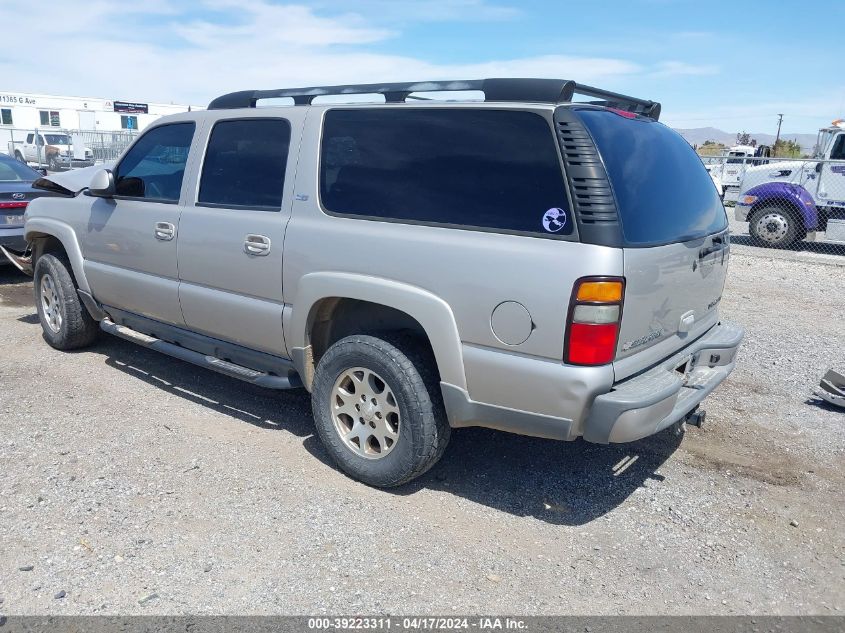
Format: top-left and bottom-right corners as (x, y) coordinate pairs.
(674, 127), (818, 152)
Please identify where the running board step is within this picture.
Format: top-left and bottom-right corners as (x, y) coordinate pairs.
(100, 318), (301, 390)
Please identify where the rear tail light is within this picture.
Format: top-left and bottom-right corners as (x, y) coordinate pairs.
(565, 277), (625, 366)
(0, 201), (28, 209)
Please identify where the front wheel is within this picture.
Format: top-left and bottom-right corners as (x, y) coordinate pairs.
(33, 253), (99, 350)
(748, 206), (805, 248)
(311, 334), (450, 487)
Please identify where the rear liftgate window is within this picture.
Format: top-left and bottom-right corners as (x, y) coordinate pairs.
(320, 109), (571, 237)
(575, 109), (726, 246)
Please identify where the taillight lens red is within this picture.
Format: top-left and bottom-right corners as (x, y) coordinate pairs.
(567, 323), (619, 365)
(565, 277), (625, 366)
(0, 201), (28, 209)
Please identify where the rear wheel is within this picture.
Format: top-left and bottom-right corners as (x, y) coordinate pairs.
(14, 151), (25, 163)
(311, 334), (450, 487)
(749, 206), (805, 248)
(33, 253), (99, 350)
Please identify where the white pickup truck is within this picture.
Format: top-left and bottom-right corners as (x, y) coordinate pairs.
(8, 131), (94, 171)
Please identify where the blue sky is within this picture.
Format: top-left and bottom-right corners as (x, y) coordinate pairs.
(1, 0), (843, 134)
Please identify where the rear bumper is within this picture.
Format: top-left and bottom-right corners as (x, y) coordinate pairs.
(441, 321), (742, 443)
(582, 321), (744, 443)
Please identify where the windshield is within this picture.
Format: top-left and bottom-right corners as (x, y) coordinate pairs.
(0, 156), (40, 182)
(726, 151), (749, 164)
(44, 134), (71, 145)
(575, 108), (726, 246)
(815, 129), (835, 158)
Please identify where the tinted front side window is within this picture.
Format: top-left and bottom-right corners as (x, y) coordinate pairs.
(114, 123), (195, 201)
(575, 109), (726, 246)
(320, 109), (570, 236)
(199, 119), (291, 210)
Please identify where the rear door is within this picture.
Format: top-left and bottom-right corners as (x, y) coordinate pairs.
(176, 112), (304, 356)
(573, 109), (730, 380)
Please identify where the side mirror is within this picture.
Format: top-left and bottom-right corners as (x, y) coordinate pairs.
(88, 169), (116, 197)
(815, 162), (823, 174)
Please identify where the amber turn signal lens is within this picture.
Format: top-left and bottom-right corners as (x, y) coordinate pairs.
(575, 281), (623, 303)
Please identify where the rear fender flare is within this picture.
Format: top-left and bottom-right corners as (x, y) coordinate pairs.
(24, 217), (90, 293)
(287, 272), (466, 389)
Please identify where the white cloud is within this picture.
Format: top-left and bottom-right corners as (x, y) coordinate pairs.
(652, 61), (718, 77)
(0, 0), (715, 106)
(314, 0), (522, 23)
(176, 1), (393, 46)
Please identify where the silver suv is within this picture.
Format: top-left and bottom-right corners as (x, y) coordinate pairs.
(11, 79), (743, 487)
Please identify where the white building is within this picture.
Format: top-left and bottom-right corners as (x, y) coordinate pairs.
(0, 90), (200, 133)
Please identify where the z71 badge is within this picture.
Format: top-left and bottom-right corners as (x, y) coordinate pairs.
(621, 329), (664, 352)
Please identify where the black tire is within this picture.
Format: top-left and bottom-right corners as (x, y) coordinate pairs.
(748, 205), (805, 248)
(14, 152), (25, 163)
(311, 334), (450, 487)
(33, 253), (99, 350)
(47, 155), (60, 172)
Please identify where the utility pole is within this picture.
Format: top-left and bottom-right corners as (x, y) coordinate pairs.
(774, 113), (784, 155)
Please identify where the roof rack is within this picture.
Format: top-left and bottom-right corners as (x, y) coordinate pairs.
(207, 78), (661, 120)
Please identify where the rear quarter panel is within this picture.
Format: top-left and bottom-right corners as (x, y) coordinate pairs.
(283, 104), (623, 379)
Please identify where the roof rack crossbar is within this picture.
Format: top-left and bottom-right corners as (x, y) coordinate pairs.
(207, 78), (660, 120)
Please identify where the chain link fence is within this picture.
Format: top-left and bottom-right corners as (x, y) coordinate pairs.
(1, 127), (139, 172)
(701, 154), (845, 257)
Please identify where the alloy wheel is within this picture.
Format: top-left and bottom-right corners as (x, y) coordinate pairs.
(330, 367), (400, 459)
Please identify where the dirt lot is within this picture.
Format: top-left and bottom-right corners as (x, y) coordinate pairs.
(0, 250), (843, 615)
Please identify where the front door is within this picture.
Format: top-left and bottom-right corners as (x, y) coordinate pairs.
(177, 113), (303, 356)
(83, 121), (197, 326)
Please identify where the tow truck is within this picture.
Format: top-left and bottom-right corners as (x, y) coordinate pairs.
(734, 120), (845, 247)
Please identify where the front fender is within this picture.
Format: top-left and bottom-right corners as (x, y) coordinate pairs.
(286, 272), (466, 390)
(739, 181), (818, 230)
(24, 217), (90, 293)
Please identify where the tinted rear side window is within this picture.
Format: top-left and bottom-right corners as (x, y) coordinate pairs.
(199, 118), (291, 210)
(575, 109), (726, 246)
(320, 109), (571, 236)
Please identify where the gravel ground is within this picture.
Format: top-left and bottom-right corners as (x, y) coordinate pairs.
(0, 251), (843, 616)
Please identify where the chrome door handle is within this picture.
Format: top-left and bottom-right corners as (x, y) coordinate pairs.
(154, 222), (175, 241)
(244, 234), (271, 256)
